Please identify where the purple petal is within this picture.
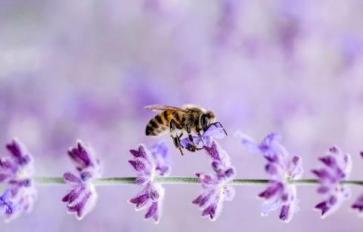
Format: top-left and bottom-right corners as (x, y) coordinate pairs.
(258, 182), (283, 199)
(311, 169), (331, 180)
(0, 190), (15, 217)
(155, 166), (169, 176)
(265, 163), (278, 175)
(63, 172), (81, 183)
(0, 158), (14, 170)
(148, 186), (161, 201)
(130, 147), (146, 158)
(328, 146), (339, 154)
(67, 191), (92, 219)
(202, 204), (217, 220)
(128, 159), (146, 172)
(80, 171), (93, 182)
(211, 161), (222, 173)
(68, 142), (91, 167)
(135, 176), (148, 185)
(130, 194), (149, 208)
(319, 156), (337, 168)
(317, 185), (330, 194)
(6, 140), (31, 166)
(151, 142), (168, 159)
(223, 168), (235, 179)
(145, 202), (159, 222)
(196, 173), (214, 186)
(0, 173), (9, 182)
(62, 186), (83, 203)
(279, 204), (291, 222)
(235, 132), (260, 153)
(192, 193), (211, 207)
(204, 142), (221, 160)
(203, 124), (227, 139)
(352, 194), (363, 213)
(315, 201), (329, 216)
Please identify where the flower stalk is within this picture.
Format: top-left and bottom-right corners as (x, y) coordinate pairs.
(31, 176), (363, 186)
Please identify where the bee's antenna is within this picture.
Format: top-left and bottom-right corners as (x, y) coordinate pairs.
(206, 122), (228, 136)
(214, 122), (228, 136)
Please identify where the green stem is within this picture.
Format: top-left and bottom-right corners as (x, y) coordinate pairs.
(33, 176), (363, 186)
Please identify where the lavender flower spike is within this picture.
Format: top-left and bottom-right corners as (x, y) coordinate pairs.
(180, 120), (234, 220)
(237, 132), (303, 223)
(0, 139), (37, 221)
(62, 140), (102, 220)
(312, 146), (351, 218)
(351, 152), (363, 215)
(193, 141), (236, 221)
(129, 142), (170, 223)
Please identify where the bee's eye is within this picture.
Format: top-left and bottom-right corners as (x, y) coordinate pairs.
(201, 115), (209, 129)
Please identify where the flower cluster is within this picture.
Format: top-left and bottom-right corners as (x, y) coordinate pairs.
(193, 141), (235, 220)
(312, 146), (352, 218)
(62, 140), (102, 220)
(180, 123), (235, 220)
(180, 123), (227, 149)
(128, 142), (170, 223)
(0, 139), (36, 221)
(237, 132), (303, 222)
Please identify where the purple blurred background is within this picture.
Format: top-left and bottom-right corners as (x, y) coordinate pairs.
(1, 0), (363, 231)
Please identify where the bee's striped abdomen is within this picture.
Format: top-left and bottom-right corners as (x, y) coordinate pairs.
(145, 111), (169, 136)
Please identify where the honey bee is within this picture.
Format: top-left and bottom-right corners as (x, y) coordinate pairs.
(145, 104), (227, 155)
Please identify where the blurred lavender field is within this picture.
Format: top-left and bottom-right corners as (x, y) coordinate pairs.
(1, 0), (363, 231)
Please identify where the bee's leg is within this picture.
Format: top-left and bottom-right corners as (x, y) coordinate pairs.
(171, 135), (184, 155)
(185, 144), (196, 152)
(170, 119), (184, 155)
(178, 132), (183, 139)
(170, 119), (182, 137)
(186, 126), (194, 143)
(185, 143), (204, 152)
(195, 131), (206, 149)
(188, 134), (194, 143)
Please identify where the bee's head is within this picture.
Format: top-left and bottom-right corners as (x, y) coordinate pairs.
(200, 111), (216, 132)
(200, 111), (227, 135)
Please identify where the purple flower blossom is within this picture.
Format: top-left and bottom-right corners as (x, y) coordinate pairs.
(128, 142), (170, 223)
(179, 123), (233, 220)
(237, 132), (303, 222)
(180, 123), (227, 149)
(312, 146), (351, 218)
(0, 139), (36, 221)
(351, 152), (363, 215)
(352, 194), (363, 215)
(192, 141), (236, 221)
(62, 140), (102, 220)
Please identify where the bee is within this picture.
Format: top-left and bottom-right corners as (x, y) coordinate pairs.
(145, 104), (227, 155)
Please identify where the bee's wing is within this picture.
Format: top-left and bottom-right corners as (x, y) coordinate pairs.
(182, 104), (206, 112)
(144, 105), (188, 112)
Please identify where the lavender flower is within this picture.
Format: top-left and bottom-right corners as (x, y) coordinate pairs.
(193, 141), (236, 221)
(312, 146), (351, 218)
(237, 132), (303, 222)
(128, 142), (170, 223)
(352, 194), (363, 215)
(62, 140), (102, 220)
(179, 122), (234, 220)
(352, 152), (363, 215)
(180, 123), (227, 149)
(0, 139), (36, 221)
